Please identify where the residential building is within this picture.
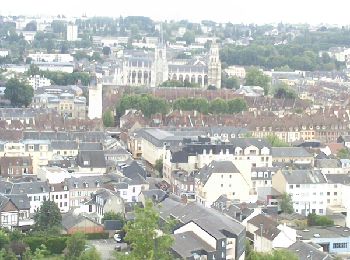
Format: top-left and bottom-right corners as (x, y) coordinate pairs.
(0, 156), (33, 178)
(66, 24), (78, 42)
(195, 161), (252, 207)
(247, 214), (296, 252)
(50, 182), (70, 213)
(287, 241), (334, 260)
(76, 150), (107, 174)
(28, 75), (51, 90)
(67, 176), (103, 207)
(159, 198), (246, 260)
(28, 53), (74, 63)
(0, 195), (19, 230)
(271, 147), (313, 166)
(7, 194), (32, 228)
(10, 181), (50, 213)
(272, 170), (328, 215)
(61, 212), (103, 234)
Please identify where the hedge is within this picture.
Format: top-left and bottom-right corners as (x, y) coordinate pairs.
(85, 232), (109, 240)
(24, 236), (67, 254)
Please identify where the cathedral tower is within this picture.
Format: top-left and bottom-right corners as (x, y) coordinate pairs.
(208, 42), (222, 89)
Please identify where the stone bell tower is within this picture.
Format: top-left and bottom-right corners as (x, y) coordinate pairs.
(208, 42), (222, 89)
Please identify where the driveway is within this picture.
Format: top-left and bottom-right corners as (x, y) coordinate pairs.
(88, 239), (127, 260)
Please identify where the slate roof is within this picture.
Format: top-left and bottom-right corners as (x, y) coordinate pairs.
(11, 181), (50, 195)
(325, 174), (350, 184)
(172, 231), (215, 258)
(51, 141), (78, 150)
(62, 212), (100, 230)
(122, 161), (147, 184)
(248, 214), (281, 241)
(67, 176), (103, 190)
(281, 170), (327, 184)
(271, 147), (312, 157)
(288, 241), (333, 260)
(170, 150), (188, 163)
(315, 159), (341, 168)
(76, 150), (106, 168)
(141, 189), (167, 203)
(159, 198), (245, 239)
(197, 161), (240, 185)
(104, 220), (124, 231)
(7, 194), (30, 210)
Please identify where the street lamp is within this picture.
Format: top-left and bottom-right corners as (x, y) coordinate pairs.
(260, 223), (263, 252)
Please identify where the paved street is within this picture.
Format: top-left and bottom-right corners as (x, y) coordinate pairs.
(89, 239), (127, 260)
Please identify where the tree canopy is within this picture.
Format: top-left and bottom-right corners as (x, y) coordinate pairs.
(117, 201), (173, 260)
(273, 83), (298, 99)
(245, 68), (271, 95)
(33, 200), (62, 231)
(159, 80), (200, 88)
(4, 78), (34, 107)
(266, 135), (289, 147)
(65, 232), (86, 260)
(102, 109), (115, 127)
(280, 193), (294, 214)
(307, 213), (334, 226)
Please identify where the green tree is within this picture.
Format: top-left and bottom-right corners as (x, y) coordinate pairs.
(307, 213), (334, 226)
(32, 244), (50, 260)
(79, 247), (101, 260)
(280, 193), (294, 214)
(227, 98), (247, 114)
(103, 109), (114, 127)
(118, 201), (173, 260)
(182, 31), (195, 45)
(102, 212), (125, 225)
(209, 98), (229, 114)
(266, 135), (289, 147)
(337, 148), (350, 159)
(221, 72), (240, 89)
(65, 232), (86, 260)
(4, 78), (34, 107)
(33, 200), (62, 231)
(154, 159), (163, 177)
(273, 83), (297, 99)
(245, 68), (271, 95)
(0, 230), (9, 250)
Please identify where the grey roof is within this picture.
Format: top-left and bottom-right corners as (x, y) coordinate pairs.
(297, 226), (350, 239)
(288, 241), (333, 260)
(114, 182), (129, 189)
(11, 181), (50, 195)
(172, 231), (215, 258)
(315, 159), (341, 168)
(122, 161), (147, 184)
(197, 161), (240, 185)
(104, 220), (123, 231)
(170, 150), (188, 163)
(0, 195), (11, 211)
(141, 189), (167, 203)
(281, 170), (327, 184)
(325, 174), (350, 184)
(105, 147), (130, 155)
(271, 147), (312, 157)
(62, 212), (100, 230)
(51, 141), (78, 150)
(76, 150), (106, 168)
(67, 176), (103, 190)
(7, 194), (30, 210)
(23, 131), (107, 142)
(78, 142), (103, 151)
(159, 198), (245, 239)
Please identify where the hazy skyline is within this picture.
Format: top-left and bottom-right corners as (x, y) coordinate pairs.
(1, 0), (350, 25)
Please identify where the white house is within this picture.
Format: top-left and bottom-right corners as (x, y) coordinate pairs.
(50, 182), (70, 213)
(247, 214), (296, 252)
(195, 161), (252, 207)
(272, 170), (328, 215)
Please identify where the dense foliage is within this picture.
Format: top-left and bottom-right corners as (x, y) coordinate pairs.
(245, 68), (271, 95)
(117, 201), (173, 260)
(33, 200), (62, 231)
(280, 193), (294, 214)
(116, 94), (248, 118)
(307, 213), (334, 226)
(159, 80), (200, 88)
(4, 78), (34, 107)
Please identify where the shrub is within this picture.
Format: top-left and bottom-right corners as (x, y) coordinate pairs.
(24, 236), (67, 254)
(85, 232), (109, 240)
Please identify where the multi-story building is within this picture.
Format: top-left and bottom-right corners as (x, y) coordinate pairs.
(272, 170), (328, 215)
(195, 161), (252, 207)
(67, 176), (103, 207)
(50, 182), (70, 213)
(0, 156), (33, 178)
(28, 75), (51, 90)
(66, 24), (78, 42)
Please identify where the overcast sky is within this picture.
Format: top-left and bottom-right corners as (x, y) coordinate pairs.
(1, 0), (350, 25)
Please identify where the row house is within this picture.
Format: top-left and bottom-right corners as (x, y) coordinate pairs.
(251, 167), (279, 195)
(0, 156), (33, 178)
(163, 138), (272, 184)
(271, 147), (314, 166)
(50, 182), (70, 213)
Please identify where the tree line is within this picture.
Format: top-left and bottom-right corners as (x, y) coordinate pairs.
(116, 94), (248, 118)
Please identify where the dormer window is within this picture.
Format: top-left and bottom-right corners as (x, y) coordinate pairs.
(51, 186), (55, 192)
(95, 181), (100, 187)
(83, 160), (89, 166)
(74, 182), (78, 188)
(64, 185), (68, 191)
(84, 182), (89, 188)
